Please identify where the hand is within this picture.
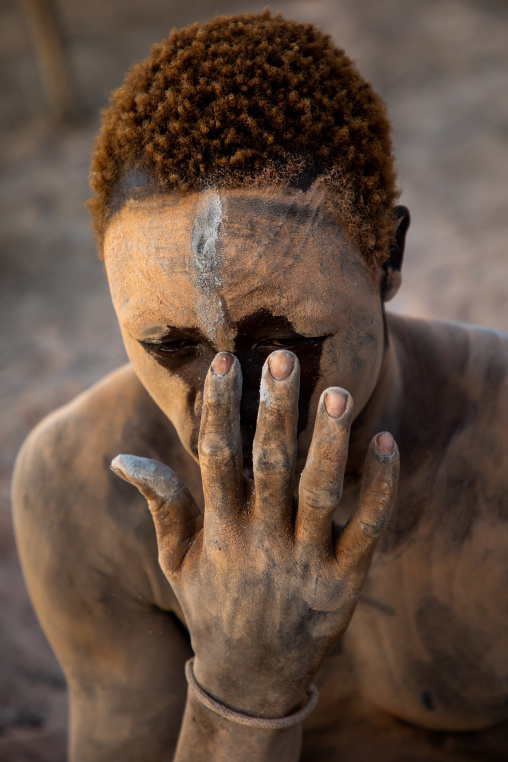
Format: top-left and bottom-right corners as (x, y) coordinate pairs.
(111, 350), (399, 718)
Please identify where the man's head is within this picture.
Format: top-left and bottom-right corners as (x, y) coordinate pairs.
(96, 12), (409, 467)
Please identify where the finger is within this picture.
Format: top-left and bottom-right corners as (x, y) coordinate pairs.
(198, 353), (243, 535)
(337, 432), (399, 574)
(296, 387), (352, 551)
(111, 454), (200, 574)
(252, 350), (299, 529)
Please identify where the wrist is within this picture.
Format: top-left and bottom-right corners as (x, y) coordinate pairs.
(192, 656), (314, 719)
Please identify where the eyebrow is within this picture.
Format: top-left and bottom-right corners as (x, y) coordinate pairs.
(139, 311), (311, 348)
(140, 325), (211, 345)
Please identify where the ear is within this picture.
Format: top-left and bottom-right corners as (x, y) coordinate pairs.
(381, 206), (410, 302)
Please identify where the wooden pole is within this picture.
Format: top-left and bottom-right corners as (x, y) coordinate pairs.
(21, 0), (78, 119)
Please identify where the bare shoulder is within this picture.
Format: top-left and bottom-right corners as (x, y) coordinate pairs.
(388, 312), (508, 429)
(14, 363), (194, 476)
(12, 364), (198, 616)
(388, 312), (508, 389)
(13, 363), (201, 511)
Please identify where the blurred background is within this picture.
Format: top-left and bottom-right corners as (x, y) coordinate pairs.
(0, 0), (507, 758)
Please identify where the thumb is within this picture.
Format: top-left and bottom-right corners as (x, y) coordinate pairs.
(111, 454), (201, 574)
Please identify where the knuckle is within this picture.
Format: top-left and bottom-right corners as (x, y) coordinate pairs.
(147, 495), (171, 527)
(149, 496), (170, 518)
(199, 433), (237, 468)
(359, 515), (387, 538)
(253, 443), (293, 474)
(204, 389), (237, 412)
(300, 482), (342, 511)
(362, 484), (395, 511)
(157, 548), (176, 578)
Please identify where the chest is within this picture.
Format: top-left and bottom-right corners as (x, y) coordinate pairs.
(315, 512), (508, 733)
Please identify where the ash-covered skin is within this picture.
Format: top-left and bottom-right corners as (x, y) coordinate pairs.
(105, 185), (384, 476)
(12, 182), (508, 761)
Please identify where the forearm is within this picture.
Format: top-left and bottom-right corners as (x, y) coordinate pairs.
(174, 692), (302, 762)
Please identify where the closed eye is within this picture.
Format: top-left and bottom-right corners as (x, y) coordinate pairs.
(140, 338), (200, 355)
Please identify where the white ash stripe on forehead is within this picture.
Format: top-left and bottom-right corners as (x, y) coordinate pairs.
(191, 189), (228, 342)
(191, 190), (224, 291)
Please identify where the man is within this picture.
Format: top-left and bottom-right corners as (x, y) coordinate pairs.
(12, 11), (508, 761)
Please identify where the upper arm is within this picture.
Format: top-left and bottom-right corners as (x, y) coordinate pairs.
(12, 412), (192, 762)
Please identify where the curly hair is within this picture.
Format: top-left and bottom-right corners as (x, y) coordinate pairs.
(89, 10), (399, 267)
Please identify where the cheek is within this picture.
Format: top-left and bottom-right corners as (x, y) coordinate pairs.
(297, 313), (384, 451)
(121, 332), (206, 458)
(326, 315), (384, 414)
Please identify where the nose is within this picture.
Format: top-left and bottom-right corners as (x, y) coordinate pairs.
(239, 386), (260, 456)
(235, 352), (264, 460)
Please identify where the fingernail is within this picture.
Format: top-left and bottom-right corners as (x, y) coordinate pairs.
(324, 389), (348, 418)
(110, 456), (128, 482)
(376, 431), (395, 456)
(110, 456), (123, 474)
(268, 350), (295, 381)
(212, 352), (234, 376)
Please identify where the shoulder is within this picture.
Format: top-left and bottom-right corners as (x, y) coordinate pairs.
(12, 365), (190, 615)
(13, 363), (193, 505)
(13, 365), (154, 550)
(14, 363), (175, 462)
(388, 311), (508, 366)
(388, 313), (508, 401)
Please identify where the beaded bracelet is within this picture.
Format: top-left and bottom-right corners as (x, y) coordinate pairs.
(185, 658), (319, 730)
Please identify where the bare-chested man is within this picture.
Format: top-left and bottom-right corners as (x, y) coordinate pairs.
(12, 11), (508, 762)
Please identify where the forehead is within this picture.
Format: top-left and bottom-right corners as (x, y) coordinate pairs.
(103, 186), (376, 341)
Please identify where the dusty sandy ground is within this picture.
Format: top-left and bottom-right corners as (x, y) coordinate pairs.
(0, 0), (507, 758)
